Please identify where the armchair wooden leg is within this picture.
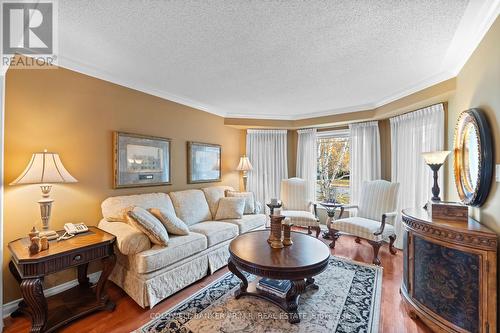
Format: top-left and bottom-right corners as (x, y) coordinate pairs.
(314, 226), (321, 238)
(307, 226), (312, 235)
(329, 229), (340, 249)
(355, 237), (361, 244)
(367, 240), (382, 265)
(389, 235), (397, 255)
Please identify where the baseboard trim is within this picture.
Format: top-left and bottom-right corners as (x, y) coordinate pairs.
(2, 271), (102, 318)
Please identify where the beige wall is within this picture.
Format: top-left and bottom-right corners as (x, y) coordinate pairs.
(3, 67), (243, 303)
(445, 17), (500, 232)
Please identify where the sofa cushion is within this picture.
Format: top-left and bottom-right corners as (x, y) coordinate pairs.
(280, 210), (319, 227)
(332, 217), (395, 242)
(222, 214), (266, 234)
(149, 208), (189, 235)
(127, 207), (169, 246)
(202, 186), (235, 218)
(215, 197), (246, 220)
(102, 193), (176, 222)
(225, 191), (256, 214)
(169, 190), (212, 225)
(131, 232), (208, 274)
(189, 221), (238, 247)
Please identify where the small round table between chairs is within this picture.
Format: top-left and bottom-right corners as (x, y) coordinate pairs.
(228, 230), (330, 323)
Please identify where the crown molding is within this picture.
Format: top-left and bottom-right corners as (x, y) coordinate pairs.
(442, 0), (500, 76)
(57, 56), (229, 118)
(55, 2), (498, 121)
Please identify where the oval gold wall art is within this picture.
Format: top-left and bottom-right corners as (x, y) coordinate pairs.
(453, 108), (493, 207)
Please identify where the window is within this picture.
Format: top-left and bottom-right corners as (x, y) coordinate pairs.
(316, 130), (350, 204)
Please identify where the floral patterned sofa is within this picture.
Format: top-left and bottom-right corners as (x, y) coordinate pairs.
(98, 186), (265, 308)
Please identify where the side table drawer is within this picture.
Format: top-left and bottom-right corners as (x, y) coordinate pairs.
(18, 244), (113, 278)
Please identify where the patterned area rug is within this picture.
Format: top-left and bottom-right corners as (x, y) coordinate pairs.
(138, 257), (382, 333)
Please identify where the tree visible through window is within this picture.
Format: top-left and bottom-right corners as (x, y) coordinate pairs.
(317, 132), (350, 203)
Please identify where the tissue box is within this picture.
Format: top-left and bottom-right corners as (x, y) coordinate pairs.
(428, 201), (468, 222)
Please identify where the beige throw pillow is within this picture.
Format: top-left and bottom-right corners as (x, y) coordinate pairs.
(215, 197), (246, 220)
(225, 191), (256, 214)
(127, 207), (169, 246)
(149, 208), (189, 235)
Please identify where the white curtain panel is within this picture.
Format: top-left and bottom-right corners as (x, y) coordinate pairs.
(296, 128), (317, 203)
(349, 121), (381, 205)
(246, 129), (288, 213)
(390, 103), (445, 248)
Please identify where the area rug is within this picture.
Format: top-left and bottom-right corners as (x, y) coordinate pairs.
(138, 256), (382, 333)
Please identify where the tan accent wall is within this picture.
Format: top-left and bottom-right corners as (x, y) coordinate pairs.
(378, 119), (392, 181)
(445, 17), (500, 233)
(3, 67), (243, 303)
(287, 131), (297, 177)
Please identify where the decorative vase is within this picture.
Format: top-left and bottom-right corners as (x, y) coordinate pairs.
(268, 215), (285, 249)
(283, 222), (293, 246)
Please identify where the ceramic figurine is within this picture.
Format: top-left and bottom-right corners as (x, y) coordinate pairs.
(28, 226), (39, 240)
(40, 236), (49, 251)
(29, 236), (41, 255)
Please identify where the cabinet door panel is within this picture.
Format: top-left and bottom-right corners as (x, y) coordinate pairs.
(413, 235), (480, 333)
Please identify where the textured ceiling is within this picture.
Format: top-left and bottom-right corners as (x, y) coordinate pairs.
(57, 0), (498, 119)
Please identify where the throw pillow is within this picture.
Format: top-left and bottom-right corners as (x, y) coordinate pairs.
(126, 206), (169, 246)
(215, 197), (246, 220)
(225, 190), (256, 214)
(149, 208), (189, 235)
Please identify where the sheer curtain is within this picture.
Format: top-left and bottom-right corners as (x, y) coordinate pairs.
(246, 129), (288, 213)
(349, 121), (381, 205)
(391, 103), (445, 248)
(296, 129), (317, 203)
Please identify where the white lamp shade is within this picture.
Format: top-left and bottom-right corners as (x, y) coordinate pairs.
(422, 151), (451, 165)
(236, 156), (253, 171)
(10, 151), (78, 185)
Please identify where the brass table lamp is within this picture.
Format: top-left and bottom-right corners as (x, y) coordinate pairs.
(237, 156), (253, 191)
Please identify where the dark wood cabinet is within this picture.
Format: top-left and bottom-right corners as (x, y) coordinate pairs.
(401, 208), (497, 333)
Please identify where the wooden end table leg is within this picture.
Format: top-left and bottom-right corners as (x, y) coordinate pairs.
(77, 263), (90, 288)
(95, 254), (116, 311)
(228, 258), (248, 297)
(9, 261), (27, 318)
(20, 278), (47, 333)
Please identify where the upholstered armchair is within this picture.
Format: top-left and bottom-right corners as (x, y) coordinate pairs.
(278, 178), (321, 237)
(328, 180), (400, 265)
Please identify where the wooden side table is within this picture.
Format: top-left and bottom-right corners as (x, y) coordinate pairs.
(8, 226), (116, 333)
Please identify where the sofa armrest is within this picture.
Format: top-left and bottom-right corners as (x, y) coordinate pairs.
(98, 219), (151, 255)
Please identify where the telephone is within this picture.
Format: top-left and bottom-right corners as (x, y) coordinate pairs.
(58, 223), (89, 241)
(64, 223), (89, 235)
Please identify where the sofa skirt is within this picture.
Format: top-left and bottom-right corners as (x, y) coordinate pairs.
(109, 240), (231, 308)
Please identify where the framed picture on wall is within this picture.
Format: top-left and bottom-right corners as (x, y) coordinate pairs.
(113, 132), (171, 188)
(187, 142), (221, 184)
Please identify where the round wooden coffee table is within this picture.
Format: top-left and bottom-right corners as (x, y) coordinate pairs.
(228, 230), (330, 323)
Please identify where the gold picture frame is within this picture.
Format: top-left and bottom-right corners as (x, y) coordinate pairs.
(187, 141), (222, 184)
(113, 131), (172, 188)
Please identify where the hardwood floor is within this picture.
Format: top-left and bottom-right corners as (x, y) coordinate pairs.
(3, 234), (432, 333)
